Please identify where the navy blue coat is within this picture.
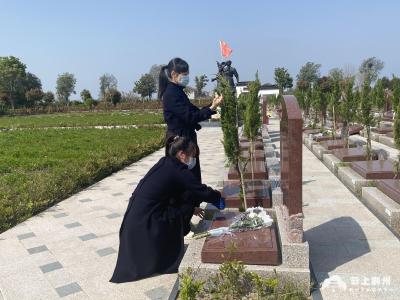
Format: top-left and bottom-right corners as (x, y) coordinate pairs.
(110, 156), (221, 283)
(163, 82), (216, 182)
(163, 81), (215, 137)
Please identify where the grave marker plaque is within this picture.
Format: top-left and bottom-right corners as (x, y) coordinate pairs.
(280, 95), (303, 215)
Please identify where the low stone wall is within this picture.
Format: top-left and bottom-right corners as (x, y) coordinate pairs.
(362, 187), (400, 235)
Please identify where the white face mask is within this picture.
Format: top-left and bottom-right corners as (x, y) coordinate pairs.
(185, 157), (196, 170)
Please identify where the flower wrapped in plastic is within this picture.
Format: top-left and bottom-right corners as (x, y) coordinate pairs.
(193, 207), (273, 239)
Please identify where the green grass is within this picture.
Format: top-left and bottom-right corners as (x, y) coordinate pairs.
(0, 127), (165, 232)
(0, 111), (164, 129)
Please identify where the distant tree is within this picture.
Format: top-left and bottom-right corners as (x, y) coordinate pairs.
(194, 75), (209, 98)
(149, 64), (163, 92)
(99, 73), (117, 100)
(359, 57), (384, 84)
(42, 91), (55, 105)
(56, 72), (76, 104)
(80, 89), (92, 102)
(25, 88), (44, 107)
(0, 56), (27, 110)
(84, 98), (97, 110)
(296, 62), (321, 87)
(274, 67), (293, 93)
(133, 73), (156, 100)
(104, 88), (122, 105)
(24, 72), (42, 91)
(328, 68), (344, 82)
(381, 76), (392, 90)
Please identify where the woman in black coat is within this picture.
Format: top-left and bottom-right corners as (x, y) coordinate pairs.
(110, 136), (222, 283)
(158, 57), (223, 182)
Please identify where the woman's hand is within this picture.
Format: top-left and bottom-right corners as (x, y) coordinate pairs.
(193, 207), (205, 219)
(210, 93), (223, 110)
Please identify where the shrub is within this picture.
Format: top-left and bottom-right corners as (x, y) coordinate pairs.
(179, 261), (308, 299)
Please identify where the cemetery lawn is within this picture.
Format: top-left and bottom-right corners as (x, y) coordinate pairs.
(0, 111), (164, 129)
(0, 127), (164, 232)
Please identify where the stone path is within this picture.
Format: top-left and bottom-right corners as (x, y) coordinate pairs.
(0, 126), (225, 300)
(302, 139), (400, 299)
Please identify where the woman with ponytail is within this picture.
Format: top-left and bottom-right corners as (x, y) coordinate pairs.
(159, 57), (223, 182)
(110, 136), (224, 283)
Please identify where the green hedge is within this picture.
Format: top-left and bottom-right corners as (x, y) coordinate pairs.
(0, 127), (164, 232)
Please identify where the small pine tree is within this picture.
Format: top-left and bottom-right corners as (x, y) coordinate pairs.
(340, 79), (356, 148)
(243, 73), (261, 185)
(360, 80), (374, 160)
(392, 76), (400, 115)
(219, 77), (247, 210)
(373, 79), (385, 127)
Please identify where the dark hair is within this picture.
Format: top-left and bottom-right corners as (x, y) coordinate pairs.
(166, 135), (196, 157)
(158, 57), (189, 99)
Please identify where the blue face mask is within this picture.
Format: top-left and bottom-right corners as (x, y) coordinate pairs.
(178, 75), (190, 87)
(185, 157), (196, 170)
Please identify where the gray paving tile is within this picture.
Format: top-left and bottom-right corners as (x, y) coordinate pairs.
(91, 205), (106, 211)
(145, 286), (169, 300)
(64, 222), (82, 229)
(55, 282), (82, 297)
(17, 232), (36, 240)
(78, 233), (97, 241)
(53, 213), (68, 218)
(79, 198), (92, 203)
(112, 192), (123, 196)
(40, 261), (63, 273)
(105, 213), (121, 219)
(96, 247), (116, 257)
(27, 245), (48, 255)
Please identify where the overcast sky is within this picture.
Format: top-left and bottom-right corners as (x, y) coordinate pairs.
(1, 0), (399, 98)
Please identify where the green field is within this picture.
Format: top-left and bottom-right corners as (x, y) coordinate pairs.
(0, 127), (164, 232)
(0, 111), (164, 129)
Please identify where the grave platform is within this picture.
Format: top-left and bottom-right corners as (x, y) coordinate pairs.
(332, 147), (374, 162)
(351, 160), (398, 179)
(201, 212), (279, 265)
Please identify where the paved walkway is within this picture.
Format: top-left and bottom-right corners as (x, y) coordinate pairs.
(303, 142), (400, 299)
(0, 127), (225, 300)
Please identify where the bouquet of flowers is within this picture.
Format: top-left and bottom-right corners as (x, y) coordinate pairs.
(193, 207), (273, 239)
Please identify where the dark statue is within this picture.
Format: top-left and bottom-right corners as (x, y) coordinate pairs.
(212, 60), (239, 90)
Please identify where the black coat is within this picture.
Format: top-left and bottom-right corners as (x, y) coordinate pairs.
(110, 156), (221, 283)
(163, 81), (215, 138)
(163, 82), (216, 181)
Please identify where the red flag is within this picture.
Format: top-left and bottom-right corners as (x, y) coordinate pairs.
(219, 40), (232, 58)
